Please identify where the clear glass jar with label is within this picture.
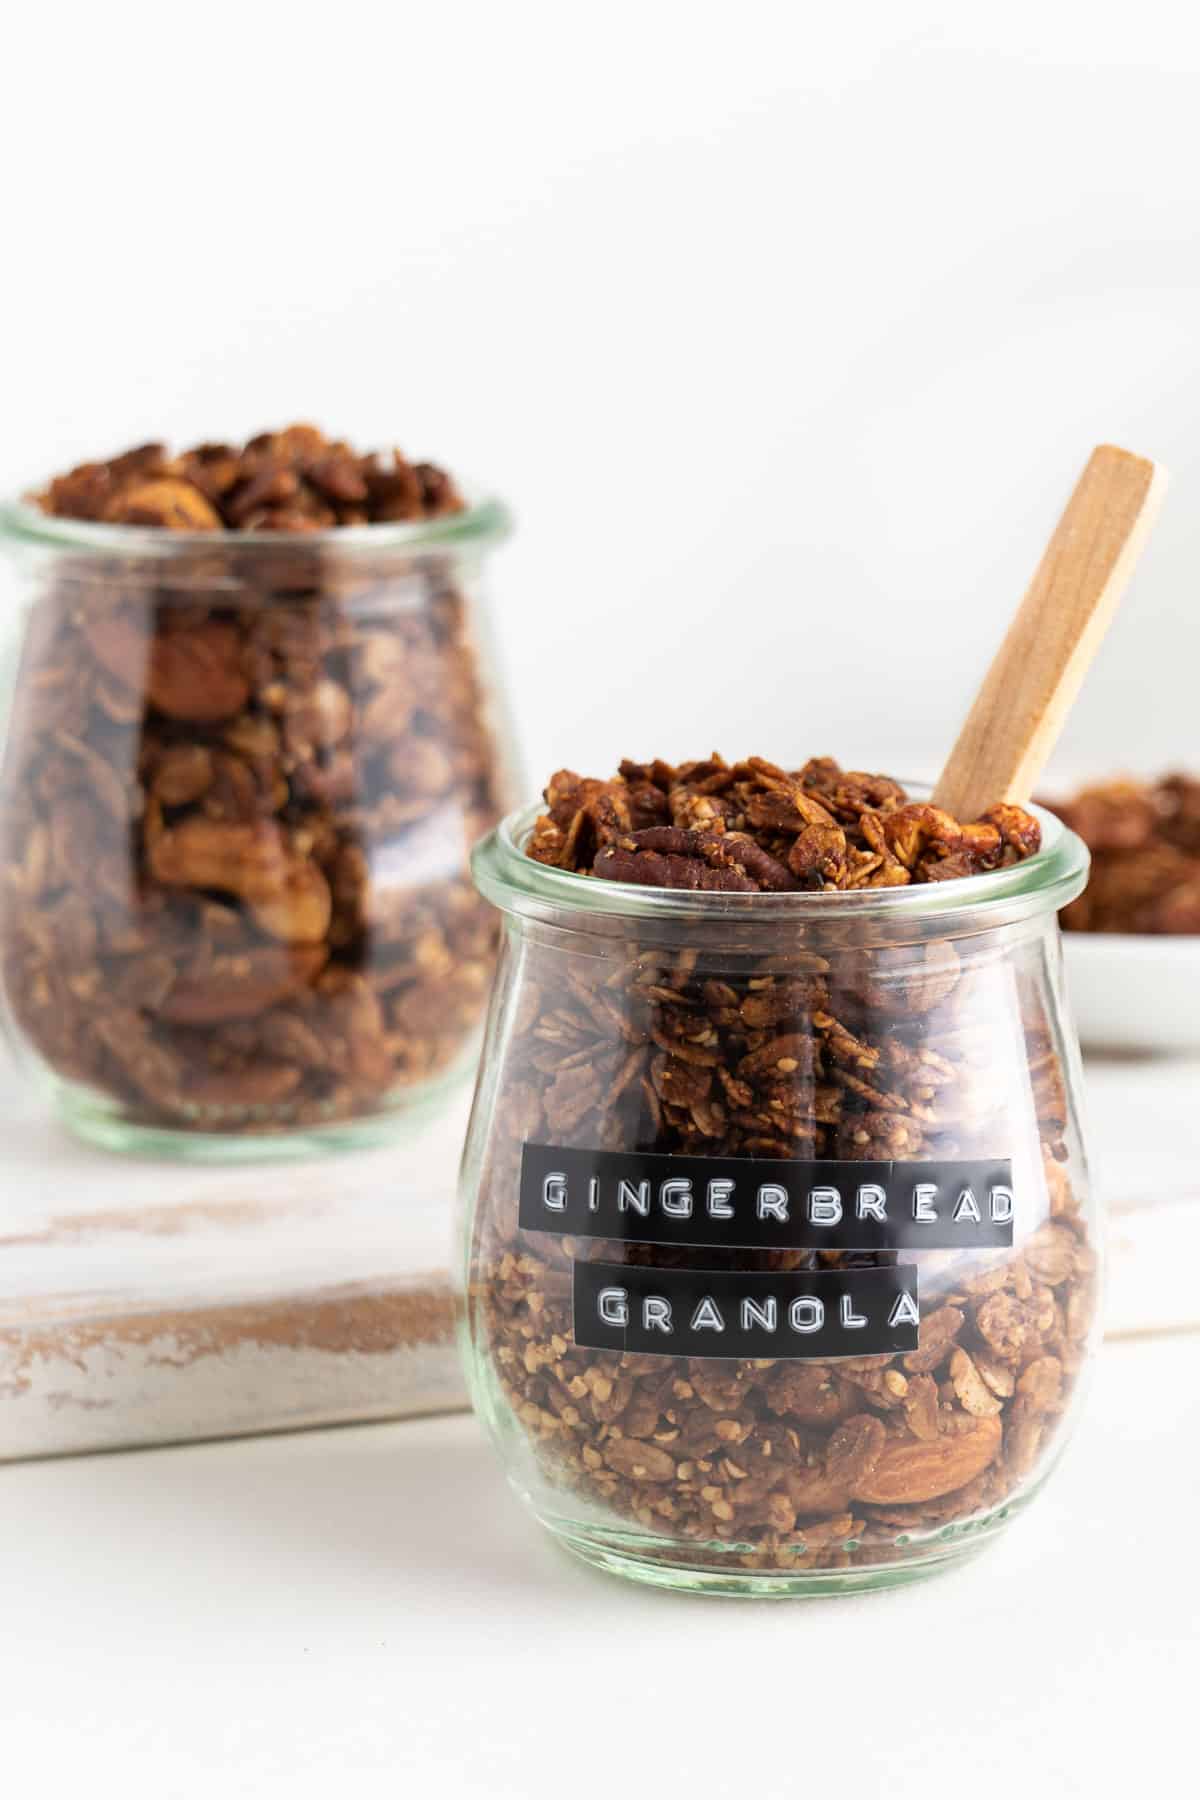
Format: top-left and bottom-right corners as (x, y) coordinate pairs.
(458, 796), (1095, 1596)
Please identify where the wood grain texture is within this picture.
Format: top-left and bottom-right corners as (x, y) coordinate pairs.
(933, 444), (1168, 821)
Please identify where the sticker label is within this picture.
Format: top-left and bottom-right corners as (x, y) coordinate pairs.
(521, 1144), (1014, 1251)
(572, 1260), (920, 1359)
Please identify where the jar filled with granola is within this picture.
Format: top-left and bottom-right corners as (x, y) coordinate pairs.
(0, 428), (517, 1157)
(460, 756), (1095, 1595)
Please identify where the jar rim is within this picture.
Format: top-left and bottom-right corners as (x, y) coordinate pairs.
(0, 489), (513, 560)
(473, 788), (1090, 931)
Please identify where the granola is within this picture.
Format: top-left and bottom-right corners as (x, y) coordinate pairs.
(37, 424), (466, 532)
(1052, 773), (1200, 933)
(0, 427), (510, 1135)
(469, 755), (1096, 1573)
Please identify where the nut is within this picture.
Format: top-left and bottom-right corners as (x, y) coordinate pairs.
(148, 818), (332, 945)
(850, 1416), (1003, 1505)
(602, 1439), (677, 1483)
(105, 477), (223, 530)
(147, 622), (250, 723)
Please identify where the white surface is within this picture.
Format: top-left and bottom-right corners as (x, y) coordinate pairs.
(1064, 933), (1200, 1055)
(0, 1074), (472, 1457)
(5, 6), (1200, 790)
(1081, 1051), (1200, 1209)
(0, 1085), (470, 1311)
(1, 1344), (1195, 1798)
(0, 1051), (1197, 1794)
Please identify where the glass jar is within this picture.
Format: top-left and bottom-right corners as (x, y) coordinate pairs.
(0, 495), (517, 1159)
(460, 796), (1095, 1596)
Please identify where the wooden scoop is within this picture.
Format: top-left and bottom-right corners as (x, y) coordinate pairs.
(933, 444), (1168, 822)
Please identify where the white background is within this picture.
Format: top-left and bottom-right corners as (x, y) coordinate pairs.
(6, 2), (1200, 791)
(4, 6), (1200, 1795)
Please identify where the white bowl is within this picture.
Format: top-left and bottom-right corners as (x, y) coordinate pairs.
(1062, 931), (1200, 1054)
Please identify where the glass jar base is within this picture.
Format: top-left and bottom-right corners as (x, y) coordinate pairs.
(542, 1512), (1012, 1599)
(51, 1055), (476, 1164)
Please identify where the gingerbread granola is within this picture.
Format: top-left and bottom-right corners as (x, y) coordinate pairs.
(469, 755), (1095, 1572)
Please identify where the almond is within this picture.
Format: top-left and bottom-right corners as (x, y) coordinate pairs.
(602, 1438), (676, 1483)
(850, 1414), (1002, 1505)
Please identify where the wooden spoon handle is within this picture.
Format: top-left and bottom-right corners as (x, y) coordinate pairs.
(933, 444), (1168, 821)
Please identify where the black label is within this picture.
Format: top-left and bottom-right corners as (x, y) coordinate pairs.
(520, 1144), (1013, 1251)
(572, 1261), (920, 1360)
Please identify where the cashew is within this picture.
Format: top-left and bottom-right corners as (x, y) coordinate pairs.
(147, 818), (331, 944)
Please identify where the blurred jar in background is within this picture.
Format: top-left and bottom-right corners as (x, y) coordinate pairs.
(0, 460), (517, 1159)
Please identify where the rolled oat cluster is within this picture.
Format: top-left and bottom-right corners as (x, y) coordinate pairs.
(0, 427), (510, 1136)
(38, 423), (465, 533)
(471, 755), (1095, 1571)
(528, 754), (1041, 890)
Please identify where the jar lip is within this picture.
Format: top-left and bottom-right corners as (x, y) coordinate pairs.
(0, 488), (513, 560)
(473, 789), (1090, 927)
